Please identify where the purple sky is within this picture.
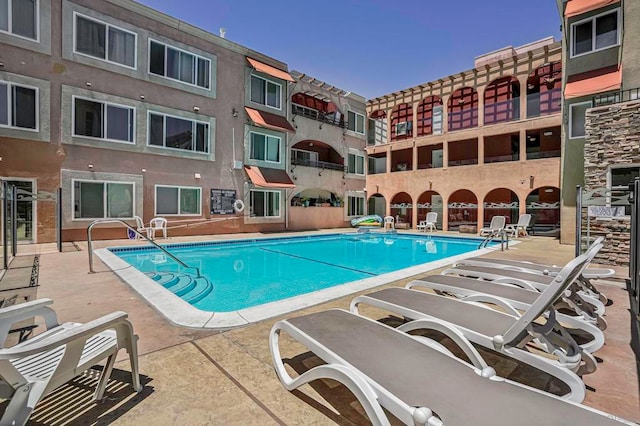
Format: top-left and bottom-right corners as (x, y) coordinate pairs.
(137, 0), (562, 99)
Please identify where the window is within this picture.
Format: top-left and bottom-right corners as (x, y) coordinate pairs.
(347, 195), (364, 217)
(0, 81), (37, 130)
(569, 101), (592, 139)
(250, 131), (280, 162)
(0, 0), (38, 40)
(610, 166), (640, 215)
(571, 9), (619, 57)
(432, 106), (443, 135)
(347, 111), (365, 134)
(74, 14), (136, 68)
(347, 153), (365, 175)
(148, 112), (209, 153)
(155, 185), (201, 215)
(73, 180), (134, 219)
(250, 189), (280, 217)
(149, 40), (210, 89)
(250, 75), (281, 109)
(73, 97), (134, 142)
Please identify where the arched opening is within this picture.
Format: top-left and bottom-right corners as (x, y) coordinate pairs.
(291, 92), (344, 127)
(368, 193), (386, 216)
(484, 76), (520, 125)
(483, 188), (519, 227)
(448, 87), (478, 131)
(526, 62), (562, 118)
(417, 96), (443, 136)
(291, 189), (340, 207)
(417, 191), (443, 230)
(291, 140), (344, 171)
(390, 192), (413, 228)
(448, 190), (478, 230)
(526, 186), (560, 236)
(390, 103), (413, 141)
(368, 110), (387, 146)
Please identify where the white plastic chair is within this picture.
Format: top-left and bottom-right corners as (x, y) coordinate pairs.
(383, 216), (395, 230)
(134, 216), (150, 239)
(422, 212), (438, 232)
(0, 299), (142, 425)
(148, 217), (168, 239)
(505, 214), (532, 238)
(479, 216), (506, 236)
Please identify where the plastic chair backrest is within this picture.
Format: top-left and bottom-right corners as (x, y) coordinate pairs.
(150, 217), (167, 229)
(426, 212), (438, 223)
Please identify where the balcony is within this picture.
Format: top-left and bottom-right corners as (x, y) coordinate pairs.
(291, 157), (344, 171)
(448, 107), (478, 132)
(483, 98), (520, 125)
(593, 87), (640, 107)
(484, 154), (519, 164)
(526, 89), (561, 118)
(527, 150), (561, 160)
(291, 103), (346, 129)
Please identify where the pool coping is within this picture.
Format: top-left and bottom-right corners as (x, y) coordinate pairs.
(95, 233), (519, 329)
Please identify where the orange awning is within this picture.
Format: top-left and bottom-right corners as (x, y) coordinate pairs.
(245, 166), (295, 189)
(245, 107), (295, 133)
(565, 0), (619, 18)
(247, 57), (294, 82)
(564, 66), (621, 99)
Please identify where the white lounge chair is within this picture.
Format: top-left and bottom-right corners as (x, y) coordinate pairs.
(0, 299), (142, 425)
(351, 249), (599, 397)
(148, 217), (168, 239)
(417, 212), (438, 232)
(505, 213), (531, 238)
(271, 309), (634, 426)
(480, 215), (506, 236)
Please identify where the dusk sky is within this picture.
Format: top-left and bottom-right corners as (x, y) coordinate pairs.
(137, 0), (563, 99)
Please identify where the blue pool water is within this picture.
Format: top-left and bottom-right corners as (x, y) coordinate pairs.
(111, 233), (487, 312)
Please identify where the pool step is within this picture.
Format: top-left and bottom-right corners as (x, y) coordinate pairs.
(144, 271), (212, 304)
(182, 277), (213, 304)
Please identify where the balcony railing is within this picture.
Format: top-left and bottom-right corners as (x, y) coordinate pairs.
(448, 158), (478, 167)
(291, 103), (347, 129)
(484, 153), (519, 164)
(291, 157), (345, 171)
(484, 98), (520, 125)
(527, 89), (561, 118)
(526, 150), (561, 160)
(593, 87), (640, 107)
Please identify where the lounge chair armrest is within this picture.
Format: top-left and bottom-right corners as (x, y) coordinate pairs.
(0, 298), (55, 320)
(0, 311), (133, 359)
(0, 299), (59, 347)
(397, 318), (490, 372)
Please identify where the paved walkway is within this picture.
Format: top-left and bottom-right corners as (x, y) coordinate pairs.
(5, 233), (639, 425)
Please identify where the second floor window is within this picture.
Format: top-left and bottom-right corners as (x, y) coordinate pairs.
(347, 111), (365, 134)
(250, 132), (280, 162)
(73, 97), (134, 142)
(148, 112), (209, 153)
(571, 10), (619, 57)
(1, 0), (38, 40)
(250, 75), (281, 109)
(0, 81), (37, 130)
(347, 153), (365, 175)
(149, 40), (210, 89)
(75, 14), (136, 68)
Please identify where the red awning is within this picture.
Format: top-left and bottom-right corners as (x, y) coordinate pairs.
(245, 107), (295, 133)
(247, 57), (294, 82)
(565, 0), (619, 18)
(564, 66), (622, 99)
(245, 166), (295, 189)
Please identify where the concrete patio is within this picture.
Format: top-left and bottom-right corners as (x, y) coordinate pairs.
(4, 232), (639, 425)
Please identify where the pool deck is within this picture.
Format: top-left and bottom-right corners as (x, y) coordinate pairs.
(7, 230), (640, 424)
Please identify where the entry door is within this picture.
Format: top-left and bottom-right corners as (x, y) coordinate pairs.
(6, 180), (35, 243)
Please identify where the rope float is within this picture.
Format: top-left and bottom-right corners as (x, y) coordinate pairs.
(233, 199), (245, 212)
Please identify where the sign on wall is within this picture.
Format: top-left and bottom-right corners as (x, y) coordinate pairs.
(210, 189), (236, 215)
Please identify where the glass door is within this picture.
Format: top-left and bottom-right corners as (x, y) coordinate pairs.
(6, 180), (35, 243)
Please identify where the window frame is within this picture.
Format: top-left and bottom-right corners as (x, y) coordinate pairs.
(71, 95), (135, 144)
(347, 195), (365, 217)
(347, 152), (365, 176)
(71, 178), (136, 220)
(147, 110), (210, 154)
(249, 189), (281, 218)
(568, 100), (592, 139)
(249, 74), (282, 111)
(570, 8), (620, 58)
(249, 130), (281, 163)
(154, 184), (202, 216)
(148, 38), (211, 89)
(72, 12), (137, 70)
(0, 0), (40, 42)
(347, 110), (365, 135)
(608, 165), (640, 216)
(0, 79), (39, 132)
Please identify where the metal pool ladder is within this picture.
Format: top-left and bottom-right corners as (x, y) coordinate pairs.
(86, 219), (201, 277)
(478, 229), (509, 251)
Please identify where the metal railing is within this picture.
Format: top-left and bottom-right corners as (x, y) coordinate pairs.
(484, 154), (519, 164)
(526, 150), (561, 160)
(291, 104), (347, 129)
(593, 87), (640, 107)
(478, 229), (509, 251)
(448, 158), (478, 167)
(291, 157), (345, 171)
(87, 219), (201, 277)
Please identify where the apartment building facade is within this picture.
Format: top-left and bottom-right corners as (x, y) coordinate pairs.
(557, 0), (640, 244)
(365, 39), (563, 234)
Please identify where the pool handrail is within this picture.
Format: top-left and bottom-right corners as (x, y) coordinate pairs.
(86, 219), (201, 277)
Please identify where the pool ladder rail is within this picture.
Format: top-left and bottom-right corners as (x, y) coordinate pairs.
(86, 219), (201, 278)
(478, 229), (510, 251)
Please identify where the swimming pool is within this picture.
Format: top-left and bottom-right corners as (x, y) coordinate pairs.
(97, 232), (498, 328)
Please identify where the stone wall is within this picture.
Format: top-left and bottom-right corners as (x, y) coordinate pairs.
(583, 100), (640, 265)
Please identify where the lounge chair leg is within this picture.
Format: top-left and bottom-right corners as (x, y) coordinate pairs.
(128, 336), (142, 392)
(94, 354), (117, 400)
(1, 382), (47, 426)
